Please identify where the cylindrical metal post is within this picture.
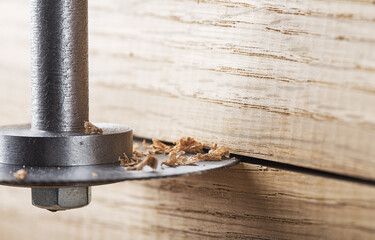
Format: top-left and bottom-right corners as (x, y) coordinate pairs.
(30, 0), (88, 132)
(30, 0), (90, 211)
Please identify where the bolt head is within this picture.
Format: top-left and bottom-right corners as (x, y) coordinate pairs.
(32, 187), (91, 212)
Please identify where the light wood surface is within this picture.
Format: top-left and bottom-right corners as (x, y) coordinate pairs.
(88, 0), (375, 180)
(0, 163), (374, 240)
(0, 0), (374, 179)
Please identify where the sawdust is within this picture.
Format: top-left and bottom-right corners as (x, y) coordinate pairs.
(118, 150), (149, 168)
(118, 141), (149, 167)
(84, 121), (103, 134)
(173, 137), (203, 153)
(122, 138), (231, 171)
(160, 144), (229, 166)
(161, 151), (187, 167)
(161, 141), (230, 166)
(151, 139), (174, 154)
(133, 150), (146, 158)
(150, 137), (203, 154)
(118, 152), (131, 166)
(193, 144), (230, 161)
(118, 152), (142, 167)
(92, 172), (98, 178)
(126, 154), (158, 171)
(161, 151), (199, 167)
(13, 169), (27, 180)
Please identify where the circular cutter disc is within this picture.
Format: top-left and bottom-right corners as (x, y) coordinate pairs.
(0, 153), (239, 187)
(0, 125), (240, 188)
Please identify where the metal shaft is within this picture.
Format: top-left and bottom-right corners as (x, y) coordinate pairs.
(30, 0), (88, 132)
(30, 0), (90, 212)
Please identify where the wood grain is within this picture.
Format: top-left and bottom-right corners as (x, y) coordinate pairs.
(1, 1), (375, 239)
(0, 1), (375, 178)
(0, 163), (374, 240)
(89, 0), (375, 180)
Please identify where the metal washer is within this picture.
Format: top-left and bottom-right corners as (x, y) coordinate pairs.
(0, 123), (133, 167)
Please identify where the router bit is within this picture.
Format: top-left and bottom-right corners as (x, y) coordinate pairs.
(0, 0), (238, 212)
(11, 0), (131, 211)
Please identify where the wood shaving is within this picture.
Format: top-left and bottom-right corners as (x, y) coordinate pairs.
(92, 172), (98, 178)
(150, 137), (203, 155)
(118, 149), (146, 168)
(194, 144), (230, 161)
(127, 154), (158, 171)
(142, 139), (152, 149)
(123, 139), (230, 171)
(84, 121), (103, 134)
(118, 152), (131, 166)
(13, 169), (27, 180)
(161, 143), (230, 166)
(151, 139), (174, 154)
(140, 154), (158, 170)
(131, 155), (144, 163)
(118, 152), (143, 167)
(133, 150), (146, 158)
(173, 137), (203, 154)
(161, 151), (186, 167)
(161, 151), (199, 167)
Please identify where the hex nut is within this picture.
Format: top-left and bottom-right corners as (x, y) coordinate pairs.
(32, 187), (91, 212)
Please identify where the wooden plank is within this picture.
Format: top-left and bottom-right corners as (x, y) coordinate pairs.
(89, 0), (375, 180)
(0, 163), (374, 239)
(0, 1), (375, 178)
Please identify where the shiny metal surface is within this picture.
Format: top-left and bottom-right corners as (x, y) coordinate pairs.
(32, 187), (91, 212)
(30, 0), (88, 132)
(0, 123), (133, 166)
(0, 148), (240, 187)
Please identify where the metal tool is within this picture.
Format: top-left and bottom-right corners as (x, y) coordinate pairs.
(0, 0), (238, 212)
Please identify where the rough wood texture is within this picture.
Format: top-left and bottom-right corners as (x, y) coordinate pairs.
(0, 0), (374, 179)
(0, 163), (374, 240)
(90, 0), (375, 180)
